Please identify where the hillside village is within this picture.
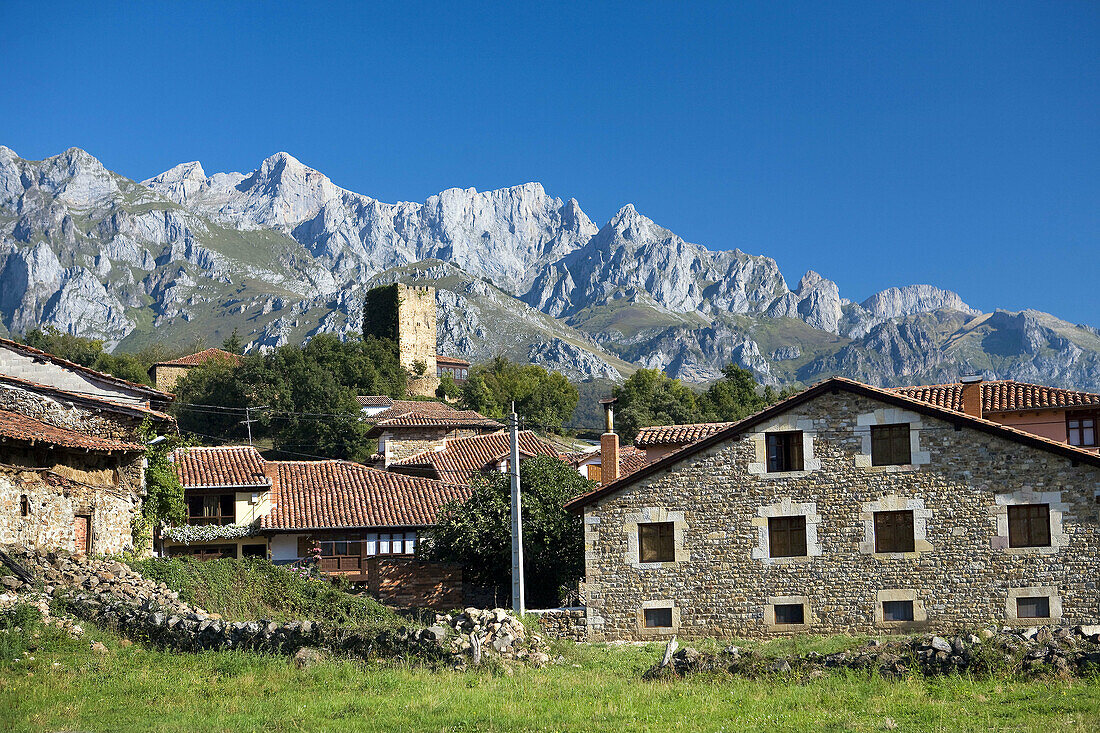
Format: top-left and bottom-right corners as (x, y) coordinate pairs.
(2, 278), (1099, 648)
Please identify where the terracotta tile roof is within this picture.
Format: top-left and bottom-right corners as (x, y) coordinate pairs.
(894, 380), (1100, 414)
(633, 422), (735, 447)
(261, 461), (470, 530)
(391, 430), (561, 484)
(357, 395), (395, 408)
(365, 400), (502, 436)
(172, 446), (270, 488)
(0, 408), (142, 452)
(619, 446), (649, 477)
(368, 400), (462, 421)
(0, 337), (172, 401)
(154, 348), (243, 368)
(566, 377), (1100, 512)
(0, 373), (174, 422)
(435, 355), (470, 367)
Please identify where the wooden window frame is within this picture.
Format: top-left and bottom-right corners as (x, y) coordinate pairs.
(186, 491), (236, 526)
(882, 600), (914, 622)
(768, 515), (808, 558)
(1016, 596), (1050, 619)
(638, 522), (675, 563)
(765, 431), (804, 473)
(1008, 504), (1051, 548)
(1067, 412), (1097, 447)
(643, 607), (673, 628)
(773, 603), (805, 625)
(873, 510), (915, 553)
(871, 423), (912, 466)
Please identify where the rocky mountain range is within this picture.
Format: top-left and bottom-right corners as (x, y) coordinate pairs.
(2, 145), (1099, 392)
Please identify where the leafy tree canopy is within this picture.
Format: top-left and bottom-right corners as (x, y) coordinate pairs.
(137, 419), (196, 526)
(422, 455), (591, 607)
(172, 334), (406, 461)
(613, 364), (795, 443)
(460, 356), (579, 432)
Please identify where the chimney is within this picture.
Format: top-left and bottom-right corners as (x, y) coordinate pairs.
(599, 398), (619, 485)
(960, 375), (983, 418)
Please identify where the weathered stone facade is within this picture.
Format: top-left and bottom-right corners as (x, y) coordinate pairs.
(0, 385), (142, 440)
(0, 459), (141, 556)
(579, 388), (1100, 640)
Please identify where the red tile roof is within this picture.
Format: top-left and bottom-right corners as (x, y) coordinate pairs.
(261, 461), (470, 530)
(564, 444), (648, 477)
(368, 400), (462, 421)
(0, 337), (172, 401)
(357, 395), (395, 408)
(364, 400), (502, 436)
(391, 430), (561, 484)
(0, 408), (142, 452)
(435, 355), (470, 367)
(894, 380), (1100, 414)
(154, 348), (244, 368)
(633, 422), (735, 447)
(0, 373), (173, 421)
(173, 446), (270, 488)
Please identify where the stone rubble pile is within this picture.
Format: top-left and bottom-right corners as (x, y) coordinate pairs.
(433, 608), (554, 668)
(645, 626), (1100, 680)
(0, 547), (553, 669)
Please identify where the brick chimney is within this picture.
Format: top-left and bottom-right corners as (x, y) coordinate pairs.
(960, 375), (983, 418)
(599, 398), (619, 485)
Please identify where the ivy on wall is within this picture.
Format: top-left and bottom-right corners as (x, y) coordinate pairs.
(363, 284), (401, 342)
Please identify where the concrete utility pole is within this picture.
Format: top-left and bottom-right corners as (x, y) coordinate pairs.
(509, 403), (525, 614)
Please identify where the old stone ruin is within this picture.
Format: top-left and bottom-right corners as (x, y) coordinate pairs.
(645, 626), (1100, 681)
(0, 546), (556, 670)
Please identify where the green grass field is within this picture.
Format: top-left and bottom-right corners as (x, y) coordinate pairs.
(3, 609), (1099, 733)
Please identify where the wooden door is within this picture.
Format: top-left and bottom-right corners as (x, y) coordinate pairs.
(73, 515), (91, 555)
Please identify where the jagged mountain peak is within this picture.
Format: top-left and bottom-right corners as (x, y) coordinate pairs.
(145, 160), (207, 185)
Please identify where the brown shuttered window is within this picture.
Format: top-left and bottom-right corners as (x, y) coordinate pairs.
(873, 510), (915, 553)
(1008, 504), (1051, 548)
(638, 522), (675, 563)
(773, 603), (805, 625)
(589, 464), (602, 483)
(871, 423), (912, 466)
(768, 515), (808, 557)
(766, 431), (804, 473)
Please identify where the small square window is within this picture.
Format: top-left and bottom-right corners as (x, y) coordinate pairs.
(871, 424), (912, 466)
(1016, 596), (1050, 619)
(1067, 415), (1097, 447)
(766, 432), (804, 473)
(638, 522), (675, 563)
(773, 603), (805, 625)
(768, 515), (807, 558)
(873, 510), (915, 553)
(1008, 504), (1051, 548)
(643, 607), (673, 628)
(882, 600), (914, 622)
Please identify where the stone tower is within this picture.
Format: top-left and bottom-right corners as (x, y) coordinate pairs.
(364, 283), (439, 397)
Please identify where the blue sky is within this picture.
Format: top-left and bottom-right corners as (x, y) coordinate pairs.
(1, 1), (1096, 323)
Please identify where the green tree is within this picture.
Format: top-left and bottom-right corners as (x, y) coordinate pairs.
(459, 356), (579, 432)
(422, 455), (592, 607)
(172, 334), (406, 461)
(221, 328), (244, 355)
(612, 368), (703, 444)
(435, 372), (460, 401)
(698, 364), (770, 422)
(135, 420), (197, 552)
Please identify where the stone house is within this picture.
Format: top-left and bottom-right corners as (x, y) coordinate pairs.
(566, 377), (1100, 640)
(386, 429), (562, 485)
(148, 347), (243, 392)
(0, 408), (145, 556)
(363, 399), (503, 466)
(0, 338), (175, 556)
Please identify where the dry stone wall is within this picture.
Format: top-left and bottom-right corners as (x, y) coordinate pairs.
(532, 608), (589, 642)
(582, 390), (1100, 640)
(0, 385), (142, 440)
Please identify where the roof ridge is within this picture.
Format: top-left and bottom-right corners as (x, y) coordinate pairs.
(0, 337), (173, 399)
(0, 373), (173, 420)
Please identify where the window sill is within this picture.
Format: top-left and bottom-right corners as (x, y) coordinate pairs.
(861, 463), (921, 474)
(766, 623), (812, 633)
(756, 555), (815, 566)
(632, 560), (680, 570)
(1001, 545), (1059, 556)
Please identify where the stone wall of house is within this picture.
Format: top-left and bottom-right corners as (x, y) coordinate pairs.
(582, 390), (1100, 641)
(151, 365), (191, 393)
(532, 608), (589, 642)
(384, 428), (491, 465)
(0, 462), (140, 556)
(0, 384), (142, 440)
(366, 556), (463, 610)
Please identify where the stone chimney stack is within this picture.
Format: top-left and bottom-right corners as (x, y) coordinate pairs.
(960, 375), (983, 419)
(599, 398), (619, 486)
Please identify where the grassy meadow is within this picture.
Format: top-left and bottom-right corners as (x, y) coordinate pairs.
(3, 608), (1099, 733)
